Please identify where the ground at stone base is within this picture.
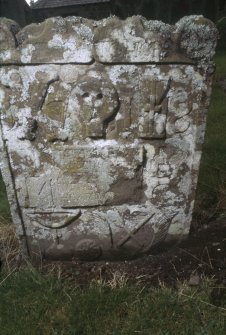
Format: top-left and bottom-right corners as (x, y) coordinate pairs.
(40, 218), (226, 291)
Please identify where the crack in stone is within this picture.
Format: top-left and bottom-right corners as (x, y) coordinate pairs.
(107, 221), (114, 248)
(10, 24), (20, 48)
(38, 77), (60, 111)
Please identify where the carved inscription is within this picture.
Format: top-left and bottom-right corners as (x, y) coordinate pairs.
(138, 79), (171, 139)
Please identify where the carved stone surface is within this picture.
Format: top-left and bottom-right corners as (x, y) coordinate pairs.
(0, 15), (218, 261)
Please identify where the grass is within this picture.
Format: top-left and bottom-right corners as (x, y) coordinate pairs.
(214, 50), (226, 78)
(0, 267), (225, 335)
(194, 50), (226, 220)
(0, 51), (226, 334)
(0, 220), (19, 272)
(0, 176), (11, 223)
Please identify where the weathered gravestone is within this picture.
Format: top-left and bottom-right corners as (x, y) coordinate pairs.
(0, 15), (218, 261)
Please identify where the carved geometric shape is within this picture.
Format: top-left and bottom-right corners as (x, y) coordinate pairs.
(25, 145), (144, 208)
(27, 210), (81, 229)
(117, 214), (155, 248)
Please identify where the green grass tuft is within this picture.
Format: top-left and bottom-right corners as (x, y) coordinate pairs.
(0, 268), (225, 335)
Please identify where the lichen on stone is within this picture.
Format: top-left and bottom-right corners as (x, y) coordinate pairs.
(0, 15), (217, 261)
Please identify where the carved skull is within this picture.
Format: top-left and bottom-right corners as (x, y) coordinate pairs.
(66, 75), (119, 139)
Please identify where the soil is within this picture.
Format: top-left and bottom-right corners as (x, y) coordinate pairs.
(42, 218), (226, 288)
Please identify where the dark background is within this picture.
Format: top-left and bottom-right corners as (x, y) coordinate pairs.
(0, 0), (226, 27)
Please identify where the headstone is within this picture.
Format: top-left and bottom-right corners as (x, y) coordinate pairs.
(0, 16), (218, 261)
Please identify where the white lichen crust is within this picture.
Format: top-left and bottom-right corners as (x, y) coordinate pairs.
(0, 15), (217, 261)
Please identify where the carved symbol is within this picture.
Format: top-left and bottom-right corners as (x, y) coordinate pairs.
(41, 80), (70, 143)
(151, 211), (178, 249)
(27, 210), (81, 229)
(117, 214), (155, 248)
(138, 78), (171, 139)
(68, 75), (119, 139)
